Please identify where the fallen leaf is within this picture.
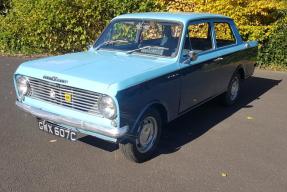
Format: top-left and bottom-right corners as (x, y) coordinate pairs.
(221, 172), (228, 177)
(246, 116), (254, 120)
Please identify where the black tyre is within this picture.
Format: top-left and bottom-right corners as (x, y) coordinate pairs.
(119, 108), (162, 163)
(221, 72), (241, 106)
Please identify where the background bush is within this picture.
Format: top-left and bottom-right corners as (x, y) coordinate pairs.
(0, 0), (11, 15)
(257, 11), (287, 69)
(0, 0), (286, 70)
(0, 0), (162, 54)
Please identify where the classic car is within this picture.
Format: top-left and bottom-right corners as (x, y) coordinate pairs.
(14, 12), (258, 162)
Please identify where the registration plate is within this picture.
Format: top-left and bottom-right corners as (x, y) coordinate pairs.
(38, 120), (77, 141)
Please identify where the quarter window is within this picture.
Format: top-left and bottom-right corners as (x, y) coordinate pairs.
(214, 22), (236, 48)
(184, 22), (213, 52)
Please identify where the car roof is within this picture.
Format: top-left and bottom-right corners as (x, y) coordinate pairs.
(114, 12), (231, 23)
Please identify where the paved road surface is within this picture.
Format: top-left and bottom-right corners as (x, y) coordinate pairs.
(0, 56), (287, 192)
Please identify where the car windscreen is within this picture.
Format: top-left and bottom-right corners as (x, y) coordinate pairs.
(94, 19), (183, 57)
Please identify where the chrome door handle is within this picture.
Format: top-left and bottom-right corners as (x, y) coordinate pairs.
(214, 57), (223, 62)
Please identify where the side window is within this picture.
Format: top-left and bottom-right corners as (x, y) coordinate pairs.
(214, 22), (236, 48)
(184, 22), (212, 52)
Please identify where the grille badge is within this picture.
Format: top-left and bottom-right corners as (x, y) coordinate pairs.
(49, 89), (56, 99)
(64, 92), (72, 103)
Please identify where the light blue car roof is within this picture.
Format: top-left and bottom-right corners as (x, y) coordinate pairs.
(114, 12), (231, 23)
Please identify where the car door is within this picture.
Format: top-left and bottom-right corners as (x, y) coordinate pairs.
(211, 20), (241, 94)
(179, 20), (221, 112)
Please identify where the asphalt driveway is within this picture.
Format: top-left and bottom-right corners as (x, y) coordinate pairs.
(0, 56), (287, 192)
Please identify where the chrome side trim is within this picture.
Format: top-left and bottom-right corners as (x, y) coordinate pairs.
(16, 101), (128, 139)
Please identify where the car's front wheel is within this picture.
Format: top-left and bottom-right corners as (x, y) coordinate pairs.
(119, 109), (162, 163)
(221, 72), (241, 106)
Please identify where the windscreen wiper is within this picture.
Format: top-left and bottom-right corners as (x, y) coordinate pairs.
(94, 40), (129, 50)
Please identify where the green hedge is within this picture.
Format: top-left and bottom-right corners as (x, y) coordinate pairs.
(0, 0), (286, 70)
(0, 0), (161, 54)
(0, 0), (11, 15)
(257, 12), (287, 69)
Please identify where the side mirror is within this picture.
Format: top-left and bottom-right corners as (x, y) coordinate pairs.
(244, 42), (250, 49)
(188, 50), (198, 61)
(183, 50), (198, 64)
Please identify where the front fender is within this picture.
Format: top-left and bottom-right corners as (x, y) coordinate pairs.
(118, 100), (168, 144)
(115, 67), (181, 142)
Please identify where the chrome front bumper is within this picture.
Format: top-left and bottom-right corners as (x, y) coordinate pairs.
(16, 101), (128, 139)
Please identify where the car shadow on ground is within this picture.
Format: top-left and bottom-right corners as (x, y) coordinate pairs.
(79, 76), (281, 160)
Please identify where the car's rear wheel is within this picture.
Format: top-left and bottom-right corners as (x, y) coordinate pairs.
(119, 109), (162, 163)
(221, 72), (241, 106)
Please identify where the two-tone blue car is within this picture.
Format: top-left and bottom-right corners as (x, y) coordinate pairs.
(14, 12), (257, 162)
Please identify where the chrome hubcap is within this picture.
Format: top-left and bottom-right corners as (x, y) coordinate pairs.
(136, 116), (158, 153)
(230, 77), (239, 101)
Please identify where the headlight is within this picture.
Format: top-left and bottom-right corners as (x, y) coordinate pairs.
(98, 95), (117, 119)
(16, 75), (30, 98)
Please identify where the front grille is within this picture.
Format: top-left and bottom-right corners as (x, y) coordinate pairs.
(28, 77), (102, 116)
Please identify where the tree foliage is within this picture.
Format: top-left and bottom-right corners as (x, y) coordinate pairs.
(159, 0), (286, 43)
(158, 0), (287, 69)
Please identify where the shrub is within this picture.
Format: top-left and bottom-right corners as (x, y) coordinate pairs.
(0, 0), (11, 15)
(0, 0), (286, 70)
(0, 0), (162, 54)
(257, 12), (287, 69)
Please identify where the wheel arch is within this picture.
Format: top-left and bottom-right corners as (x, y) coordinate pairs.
(236, 65), (246, 80)
(130, 101), (168, 136)
(150, 103), (168, 126)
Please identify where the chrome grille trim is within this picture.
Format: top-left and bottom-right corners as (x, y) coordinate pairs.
(28, 77), (102, 116)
